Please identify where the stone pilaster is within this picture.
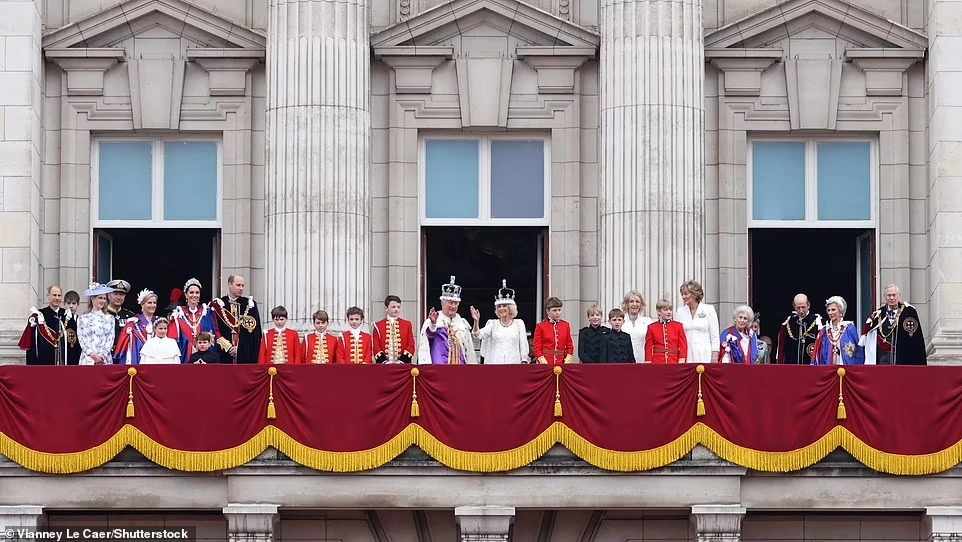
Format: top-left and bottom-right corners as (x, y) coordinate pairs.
(0, 0), (44, 363)
(265, 0), (371, 329)
(455, 505), (515, 542)
(927, 0), (962, 362)
(925, 507), (962, 542)
(691, 505), (745, 542)
(0, 506), (45, 542)
(223, 504), (278, 542)
(598, 0), (705, 307)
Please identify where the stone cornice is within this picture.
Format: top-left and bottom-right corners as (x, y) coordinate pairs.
(707, 49), (782, 97)
(846, 48), (924, 96)
(45, 48), (125, 96)
(188, 48), (265, 96)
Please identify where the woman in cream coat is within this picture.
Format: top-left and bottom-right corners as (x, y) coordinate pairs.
(619, 290), (652, 362)
(675, 280), (720, 363)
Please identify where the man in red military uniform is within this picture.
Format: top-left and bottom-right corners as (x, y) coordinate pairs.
(372, 295), (416, 363)
(645, 299), (688, 364)
(259, 305), (301, 364)
(301, 309), (339, 364)
(336, 306), (374, 364)
(533, 297), (573, 365)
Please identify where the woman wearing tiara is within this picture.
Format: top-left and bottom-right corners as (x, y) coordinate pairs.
(114, 289), (161, 365)
(470, 280), (530, 364)
(77, 282), (116, 365)
(168, 278), (219, 363)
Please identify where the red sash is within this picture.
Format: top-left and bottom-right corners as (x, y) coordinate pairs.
(174, 316), (199, 349)
(36, 320), (60, 347)
(211, 299), (238, 330)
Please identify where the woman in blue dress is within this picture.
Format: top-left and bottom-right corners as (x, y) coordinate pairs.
(812, 296), (864, 365)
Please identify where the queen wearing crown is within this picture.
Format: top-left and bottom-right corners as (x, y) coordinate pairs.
(417, 276), (477, 364)
(470, 280), (530, 364)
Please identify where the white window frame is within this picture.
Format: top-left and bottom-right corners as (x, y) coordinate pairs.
(91, 136), (223, 228)
(419, 134), (551, 226)
(747, 136), (877, 228)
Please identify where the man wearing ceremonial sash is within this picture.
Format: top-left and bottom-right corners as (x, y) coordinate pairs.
(776, 294), (822, 364)
(372, 295), (416, 363)
(861, 284), (927, 365)
(18, 285), (72, 365)
(417, 276), (477, 364)
(211, 274), (262, 363)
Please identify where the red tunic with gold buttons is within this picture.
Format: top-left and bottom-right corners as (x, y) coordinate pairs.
(300, 331), (339, 364)
(644, 320), (688, 364)
(258, 328), (302, 365)
(371, 317), (416, 363)
(336, 330), (374, 364)
(533, 319), (573, 365)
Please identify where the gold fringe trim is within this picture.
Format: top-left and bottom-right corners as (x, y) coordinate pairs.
(3, 423), (962, 476)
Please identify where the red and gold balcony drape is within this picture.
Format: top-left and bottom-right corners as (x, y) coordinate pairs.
(0, 364), (959, 475)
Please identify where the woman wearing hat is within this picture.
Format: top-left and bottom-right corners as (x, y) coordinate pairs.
(470, 280), (530, 364)
(114, 289), (161, 365)
(78, 283), (116, 365)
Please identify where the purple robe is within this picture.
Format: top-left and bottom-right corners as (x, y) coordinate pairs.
(425, 325), (467, 365)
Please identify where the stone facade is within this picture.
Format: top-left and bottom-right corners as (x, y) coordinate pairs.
(0, 0), (953, 360)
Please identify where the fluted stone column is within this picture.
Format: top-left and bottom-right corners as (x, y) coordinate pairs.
(599, 0), (705, 306)
(265, 0), (371, 328)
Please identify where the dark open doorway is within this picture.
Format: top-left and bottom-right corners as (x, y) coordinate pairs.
(421, 226), (547, 330)
(93, 228), (220, 314)
(751, 228), (875, 356)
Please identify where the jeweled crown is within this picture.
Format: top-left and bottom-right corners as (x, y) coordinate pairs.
(440, 275), (462, 302)
(495, 279), (515, 306)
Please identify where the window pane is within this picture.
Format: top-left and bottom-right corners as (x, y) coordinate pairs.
(425, 140), (479, 219)
(752, 142), (806, 221)
(99, 142), (152, 220)
(164, 142), (218, 221)
(490, 140), (545, 219)
(817, 142), (872, 221)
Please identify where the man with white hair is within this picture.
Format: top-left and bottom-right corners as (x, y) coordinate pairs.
(417, 276), (477, 364)
(776, 293), (823, 364)
(861, 284), (926, 365)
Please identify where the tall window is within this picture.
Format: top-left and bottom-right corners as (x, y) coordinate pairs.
(749, 138), (875, 227)
(420, 136), (549, 225)
(93, 139), (222, 227)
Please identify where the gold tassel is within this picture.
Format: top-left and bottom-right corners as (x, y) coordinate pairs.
(836, 367), (847, 420)
(695, 364), (706, 417)
(126, 367), (137, 418)
(553, 366), (563, 418)
(410, 368), (420, 418)
(267, 367), (277, 420)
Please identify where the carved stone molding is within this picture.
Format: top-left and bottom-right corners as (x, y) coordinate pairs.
(188, 48), (264, 96)
(691, 505), (746, 542)
(455, 506), (515, 542)
(455, 57), (514, 127)
(516, 46), (594, 94)
(706, 48), (782, 97)
(846, 48), (924, 96)
(45, 48), (125, 96)
(374, 46), (453, 94)
(785, 59), (843, 130)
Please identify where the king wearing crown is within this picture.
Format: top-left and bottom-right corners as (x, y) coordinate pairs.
(417, 276), (477, 364)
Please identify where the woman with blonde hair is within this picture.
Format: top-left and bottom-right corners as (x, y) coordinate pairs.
(77, 282), (115, 365)
(675, 279), (720, 363)
(619, 290), (651, 362)
(470, 280), (530, 364)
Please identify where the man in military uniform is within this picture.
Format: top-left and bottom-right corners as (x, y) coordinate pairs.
(776, 293), (822, 364)
(211, 274), (262, 363)
(861, 284), (927, 365)
(106, 279), (135, 363)
(18, 285), (73, 365)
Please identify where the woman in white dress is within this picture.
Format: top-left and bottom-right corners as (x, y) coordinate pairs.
(619, 290), (652, 362)
(470, 280), (530, 364)
(139, 318), (182, 364)
(77, 283), (116, 365)
(675, 280), (720, 363)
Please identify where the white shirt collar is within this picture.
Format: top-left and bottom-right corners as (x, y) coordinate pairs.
(350, 327), (361, 337)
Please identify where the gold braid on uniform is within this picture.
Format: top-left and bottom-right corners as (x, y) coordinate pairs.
(448, 323), (462, 365)
(312, 335), (328, 364)
(784, 317), (819, 341)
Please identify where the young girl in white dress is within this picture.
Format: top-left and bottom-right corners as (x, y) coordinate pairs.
(139, 318), (182, 364)
(470, 280), (530, 364)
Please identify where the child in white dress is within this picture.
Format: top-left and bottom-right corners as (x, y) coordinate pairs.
(139, 318), (182, 364)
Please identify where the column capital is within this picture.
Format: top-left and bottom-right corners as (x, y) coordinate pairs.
(926, 507), (962, 541)
(223, 504), (278, 542)
(455, 505), (515, 542)
(691, 505), (746, 542)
